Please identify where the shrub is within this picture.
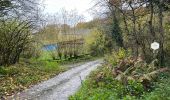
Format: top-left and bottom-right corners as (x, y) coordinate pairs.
(104, 48), (131, 67)
(0, 20), (33, 66)
(84, 28), (111, 56)
(22, 43), (42, 59)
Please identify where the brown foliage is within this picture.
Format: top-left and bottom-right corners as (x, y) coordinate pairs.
(111, 56), (169, 87)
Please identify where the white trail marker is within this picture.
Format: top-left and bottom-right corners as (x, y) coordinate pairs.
(151, 42), (160, 51)
(151, 41), (159, 59)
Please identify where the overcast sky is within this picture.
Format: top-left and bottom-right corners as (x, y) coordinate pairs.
(43, 0), (94, 22)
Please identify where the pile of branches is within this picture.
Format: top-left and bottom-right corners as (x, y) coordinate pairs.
(111, 55), (169, 89)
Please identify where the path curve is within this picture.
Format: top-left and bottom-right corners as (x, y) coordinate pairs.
(10, 60), (102, 100)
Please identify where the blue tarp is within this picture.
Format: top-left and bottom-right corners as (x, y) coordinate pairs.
(42, 44), (57, 51)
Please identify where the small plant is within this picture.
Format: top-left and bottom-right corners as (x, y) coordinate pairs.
(126, 80), (144, 96)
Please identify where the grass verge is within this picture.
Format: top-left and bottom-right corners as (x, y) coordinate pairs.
(69, 67), (170, 100)
(0, 59), (66, 98)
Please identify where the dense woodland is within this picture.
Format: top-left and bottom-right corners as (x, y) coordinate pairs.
(0, 0), (170, 99)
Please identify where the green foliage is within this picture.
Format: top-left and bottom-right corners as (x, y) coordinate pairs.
(70, 66), (170, 100)
(110, 15), (124, 48)
(39, 51), (53, 60)
(0, 67), (8, 75)
(126, 80), (144, 96)
(17, 75), (41, 86)
(70, 88), (118, 100)
(122, 95), (136, 100)
(105, 48), (131, 66)
(50, 51), (58, 60)
(69, 73), (119, 100)
(85, 28), (111, 56)
(0, 66), (20, 76)
(141, 74), (170, 100)
(39, 61), (60, 72)
(70, 67), (145, 100)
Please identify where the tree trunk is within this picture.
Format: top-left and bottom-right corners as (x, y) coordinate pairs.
(149, 0), (155, 42)
(158, 0), (165, 66)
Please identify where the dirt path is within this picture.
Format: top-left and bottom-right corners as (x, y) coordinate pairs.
(10, 60), (102, 100)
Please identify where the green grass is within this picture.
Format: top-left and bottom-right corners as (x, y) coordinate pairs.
(38, 51), (53, 60)
(39, 51), (101, 65)
(0, 59), (66, 98)
(69, 68), (170, 100)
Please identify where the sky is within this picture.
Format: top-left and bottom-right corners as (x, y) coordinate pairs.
(43, 0), (94, 22)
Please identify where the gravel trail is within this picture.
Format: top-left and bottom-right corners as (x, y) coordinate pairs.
(10, 60), (102, 100)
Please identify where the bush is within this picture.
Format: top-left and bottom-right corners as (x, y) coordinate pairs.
(84, 28), (111, 56)
(0, 20), (33, 66)
(104, 48), (131, 66)
(22, 42), (42, 59)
